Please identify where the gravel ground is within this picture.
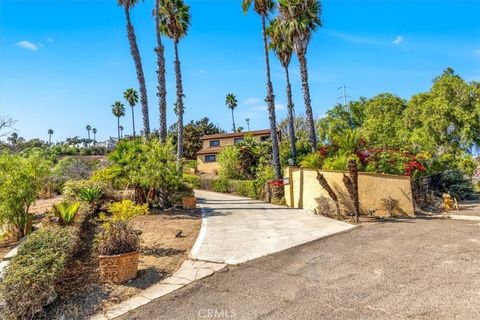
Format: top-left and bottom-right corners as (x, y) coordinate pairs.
(119, 218), (480, 320)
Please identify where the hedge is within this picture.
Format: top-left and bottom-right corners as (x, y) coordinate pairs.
(200, 177), (263, 200)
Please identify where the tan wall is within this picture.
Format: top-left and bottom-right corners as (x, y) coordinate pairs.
(202, 134), (268, 149)
(284, 167), (415, 217)
(197, 155), (219, 174)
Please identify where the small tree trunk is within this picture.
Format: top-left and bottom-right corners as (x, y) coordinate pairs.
(117, 117), (120, 140)
(231, 108), (236, 132)
(134, 185), (146, 204)
(298, 50), (317, 152)
(125, 7), (150, 136)
(284, 65), (297, 164)
(261, 15), (282, 179)
(155, 0), (167, 142)
(174, 40), (185, 171)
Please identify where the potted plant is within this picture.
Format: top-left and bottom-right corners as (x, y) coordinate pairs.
(97, 200), (148, 284)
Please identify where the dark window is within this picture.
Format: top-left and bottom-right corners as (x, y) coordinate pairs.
(205, 154), (216, 162)
(260, 135), (270, 141)
(234, 138), (244, 145)
(209, 140), (220, 147)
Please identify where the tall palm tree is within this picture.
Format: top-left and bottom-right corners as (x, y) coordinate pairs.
(225, 93), (238, 132)
(154, 0), (168, 142)
(119, 125), (125, 139)
(123, 88), (138, 138)
(279, 0), (321, 152)
(158, 0), (191, 167)
(86, 125), (92, 146)
(92, 128), (97, 145)
(267, 17), (297, 164)
(245, 118), (250, 131)
(117, 0), (150, 136)
(47, 129), (54, 145)
(112, 101), (126, 140)
(242, 0), (282, 179)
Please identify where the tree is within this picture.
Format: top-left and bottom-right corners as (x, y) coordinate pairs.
(119, 125), (125, 139)
(0, 115), (15, 138)
(47, 129), (54, 145)
(112, 101), (126, 140)
(86, 125), (92, 146)
(159, 0), (191, 168)
(92, 128), (97, 145)
(317, 99), (365, 143)
(279, 0), (321, 152)
(225, 93), (238, 132)
(267, 17), (297, 164)
(154, 0), (168, 142)
(123, 88), (139, 138)
(245, 118), (251, 131)
(117, 0), (150, 136)
(242, 0), (282, 179)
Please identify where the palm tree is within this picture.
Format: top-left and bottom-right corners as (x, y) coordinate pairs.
(158, 0), (191, 167)
(154, 0), (168, 142)
(123, 88), (138, 138)
(47, 129), (54, 145)
(267, 17), (297, 164)
(119, 125), (125, 139)
(242, 0), (282, 179)
(112, 101), (126, 140)
(86, 125), (92, 146)
(117, 0), (150, 136)
(279, 0), (321, 152)
(245, 118), (250, 131)
(225, 93), (238, 132)
(92, 128), (97, 145)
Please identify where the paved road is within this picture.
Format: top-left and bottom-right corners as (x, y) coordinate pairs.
(190, 190), (354, 264)
(119, 218), (480, 320)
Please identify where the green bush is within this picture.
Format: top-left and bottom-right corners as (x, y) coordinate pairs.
(183, 174), (200, 189)
(1, 226), (78, 320)
(212, 178), (230, 193)
(51, 157), (97, 193)
(62, 179), (108, 202)
(53, 201), (81, 225)
(218, 146), (242, 179)
(440, 169), (475, 200)
(230, 180), (259, 198)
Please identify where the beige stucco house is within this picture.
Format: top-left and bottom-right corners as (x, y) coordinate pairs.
(196, 129), (272, 174)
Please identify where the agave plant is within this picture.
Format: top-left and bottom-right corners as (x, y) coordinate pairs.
(53, 201), (81, 226)
(78, 187), (103, 206)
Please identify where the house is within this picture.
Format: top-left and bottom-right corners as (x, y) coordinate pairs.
(196, 129), (273, 174)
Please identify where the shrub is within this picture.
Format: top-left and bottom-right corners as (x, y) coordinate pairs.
(212, 178), (230, 193)
(381, 197), (400, 216)
(183, 174), (200, 189)
(440, 169), (475, 200)
(51, 157), (96, 193)
(0, 152), (50, 238)
(315, 196), (338, 217)
(1, 226), (78, 320)
(230, 180), (259, 198)
(218, 146), (242, 179)
(78, 186), (103, 205)
(97, 221), (139, 256)
(107, 200), (149, 222)
(62, 179), (108, 202)
(53, 201), (81, 225)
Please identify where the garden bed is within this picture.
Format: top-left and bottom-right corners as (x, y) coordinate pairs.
(44, 209), (201, 319)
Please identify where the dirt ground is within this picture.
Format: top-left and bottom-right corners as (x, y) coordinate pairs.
(45, 209), (201, 319)
(29, 196), (64, 215)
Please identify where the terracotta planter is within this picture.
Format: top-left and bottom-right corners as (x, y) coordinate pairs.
(182, 197), (197, 209)
(98, 251), (139, 284)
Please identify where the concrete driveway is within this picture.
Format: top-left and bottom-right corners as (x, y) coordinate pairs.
(118, 218), (480, 320)
(190, 190), (354, 264)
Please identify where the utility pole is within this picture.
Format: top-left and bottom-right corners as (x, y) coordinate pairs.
(338, 84), (350, 107)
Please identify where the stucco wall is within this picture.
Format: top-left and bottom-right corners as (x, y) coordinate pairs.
(197, 156), (219, 174)
(284, 167), (415, 217)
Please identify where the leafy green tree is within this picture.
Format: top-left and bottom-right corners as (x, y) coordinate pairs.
(47, 129), (54, 145)
(123, 88), (138, 138)
(267, 17), (297, 164)
(117, 0), (150, 136)
(0, 152), (50, 238)
(225, 93), (238, 132)
(158, 0), (191, 167)
(112, 101), (126, 140)
(242, 0), (282, 179)
(279, 0), (321, 152)
(154, 0), (168, 142)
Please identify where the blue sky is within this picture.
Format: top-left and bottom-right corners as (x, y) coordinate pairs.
(1, 0), (479, 142)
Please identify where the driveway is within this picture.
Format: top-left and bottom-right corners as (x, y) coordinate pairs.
(118, 218), (480, 320)
(190, 190), (354, 264)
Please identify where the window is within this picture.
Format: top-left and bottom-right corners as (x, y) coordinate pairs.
(260, 135), (270, 141)
(209, 140), (220, 147)
(234, 138), (244, 145)
(205, 154), (216, 162)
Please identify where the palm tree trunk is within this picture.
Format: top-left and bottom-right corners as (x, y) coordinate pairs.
(48, 135), (51, 145)
(316, 169), (340, 215)
(231, 109), (236, 132)
(174, 40), (184, 170)
(284, 65), (297, 164)
(131, 106), (136, 138)
(261, 15), (282, 179)
(298, 51), (317, 152)
(117, 117), (120, 140)
(155, 0), (167, 142)
(347, 159), (360, 223)
(124, 7), (150, 136)
(87, 131), (90, 146)
(93, 133), (96, 145)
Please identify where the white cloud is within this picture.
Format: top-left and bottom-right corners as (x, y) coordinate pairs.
(243, 98), (262, 106)
(15, 41), (38, 51)
(392, 35), (404, 45)
(46, 37), (54, 43)
(249, 102), (285, 112)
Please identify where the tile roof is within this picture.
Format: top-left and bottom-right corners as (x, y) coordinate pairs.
(199, 129), (271, 141)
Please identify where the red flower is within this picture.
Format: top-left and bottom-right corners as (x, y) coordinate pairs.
(269, 179), (284, 188)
